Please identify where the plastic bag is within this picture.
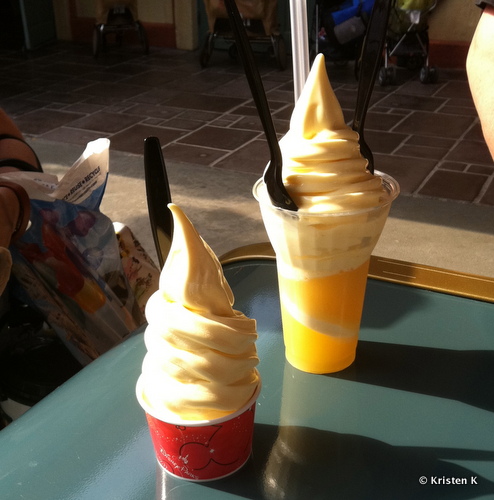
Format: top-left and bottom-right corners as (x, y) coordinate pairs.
(1, 139), (146, 365)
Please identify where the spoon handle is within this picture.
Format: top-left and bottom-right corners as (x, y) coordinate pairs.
(224, 0), (297, 211)
(353, 0), (392, 172)
(354, 0), (391, 130)
(223, 0), (278, 155)
(144, 136), (173, 268)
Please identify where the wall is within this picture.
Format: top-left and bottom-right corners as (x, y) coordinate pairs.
(52, 0), (71, 41)
(427, 0), (481, 67)
(174, 1), (198, 50)
(429, 0), (480, 42)
(74, 0), (173, 23)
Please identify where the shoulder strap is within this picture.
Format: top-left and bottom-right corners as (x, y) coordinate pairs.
(0, 134), (43, 172)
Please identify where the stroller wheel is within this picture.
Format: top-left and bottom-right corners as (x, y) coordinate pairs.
(419, 66), (429, 83)
(92, 25), (105, 58)
(200, 33), (215, 68)
(271, 35), (287, 71)
(378, 67), (386, 86)
(136, 21), (149, 55)
(378, 66), (395, 86)
(228, 43), (238, 61)
(115, 32), (124, 48)
(429, 66), (438, 83)
(420, 65), (438, 84)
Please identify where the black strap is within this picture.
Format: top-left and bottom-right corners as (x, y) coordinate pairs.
(477, 0), (494, 7)
(0, 158), (41, 172)
(0, 134), (42, 172)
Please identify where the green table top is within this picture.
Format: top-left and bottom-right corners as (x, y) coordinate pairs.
(1, 259), (493, 499)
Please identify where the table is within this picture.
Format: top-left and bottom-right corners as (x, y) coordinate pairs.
(1, 253), (494, 499)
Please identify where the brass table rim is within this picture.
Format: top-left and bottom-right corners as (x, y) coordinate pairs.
(220, 242), (494, 304)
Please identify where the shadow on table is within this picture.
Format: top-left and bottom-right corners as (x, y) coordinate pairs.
(362, 279), (429, 329)
(331, 340), (494, 413)
(157, 423), (494, 499)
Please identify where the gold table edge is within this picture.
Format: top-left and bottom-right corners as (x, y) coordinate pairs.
(220, 243), (494, 304)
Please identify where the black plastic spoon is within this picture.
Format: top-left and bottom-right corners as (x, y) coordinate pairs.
(224, 0), (297, 211)
(144, 136), (173, 268)
(352, 0), (392, 174)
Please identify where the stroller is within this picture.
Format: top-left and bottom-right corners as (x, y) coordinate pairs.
(378, 0), (437, 85)
(310, 0), (375, 68)
(93, 0), (149, 57)
(199, 0), (287, 70)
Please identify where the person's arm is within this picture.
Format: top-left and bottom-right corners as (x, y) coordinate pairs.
(467, 4), (494, 159)
(0, 179), (30, 296)
(0, 180), (30, 248)
(0, 110), (38, 293)
(0, 185), (21, 248)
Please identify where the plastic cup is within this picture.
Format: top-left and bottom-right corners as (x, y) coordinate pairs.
(136, 378), (261, 481)
(253, 172), (399, 374)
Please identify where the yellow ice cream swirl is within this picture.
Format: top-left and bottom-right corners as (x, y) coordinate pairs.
(140, 204), (260, 421)
(279, 54), (388, 213)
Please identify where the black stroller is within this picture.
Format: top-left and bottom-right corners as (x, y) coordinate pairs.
(199, 0), (287, 70)
(310, 0), (375, 67)
(378, 0), (437, 85)
(93, 0), (149, 58)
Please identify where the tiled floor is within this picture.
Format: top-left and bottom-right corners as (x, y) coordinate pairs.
(1, 40), (494, 206)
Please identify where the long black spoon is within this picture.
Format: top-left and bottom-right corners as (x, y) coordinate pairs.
(352, 0), (392, 174)
(144, 136), (173, 268)
(224, 0), (297, 211)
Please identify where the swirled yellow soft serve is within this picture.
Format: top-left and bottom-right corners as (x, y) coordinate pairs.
(279, 53), (388, 213)
(137, 204), (260, 421)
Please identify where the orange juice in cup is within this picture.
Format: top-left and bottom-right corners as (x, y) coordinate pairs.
(278, 259), (370, 373)
(254, 172), (399, 374)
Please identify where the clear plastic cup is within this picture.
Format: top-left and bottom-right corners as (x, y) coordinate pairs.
(136, 378), (261, 481)
(253, 172), (399, 373)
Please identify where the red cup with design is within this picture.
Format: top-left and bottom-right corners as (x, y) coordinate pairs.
(136, 379), (261, 481)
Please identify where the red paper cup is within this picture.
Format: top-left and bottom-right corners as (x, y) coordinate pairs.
(136, 378), (261, 481)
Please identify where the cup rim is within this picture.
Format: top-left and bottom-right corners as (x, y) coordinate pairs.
(136, 375), (261, 427)
(253, 170), (400, 217)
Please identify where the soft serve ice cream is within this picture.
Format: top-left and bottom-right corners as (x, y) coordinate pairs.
(256, 53), (398, 278)
(254, 53), (399, 373)
(137, 203), (260, 421)
(279, 53), (388, 214)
